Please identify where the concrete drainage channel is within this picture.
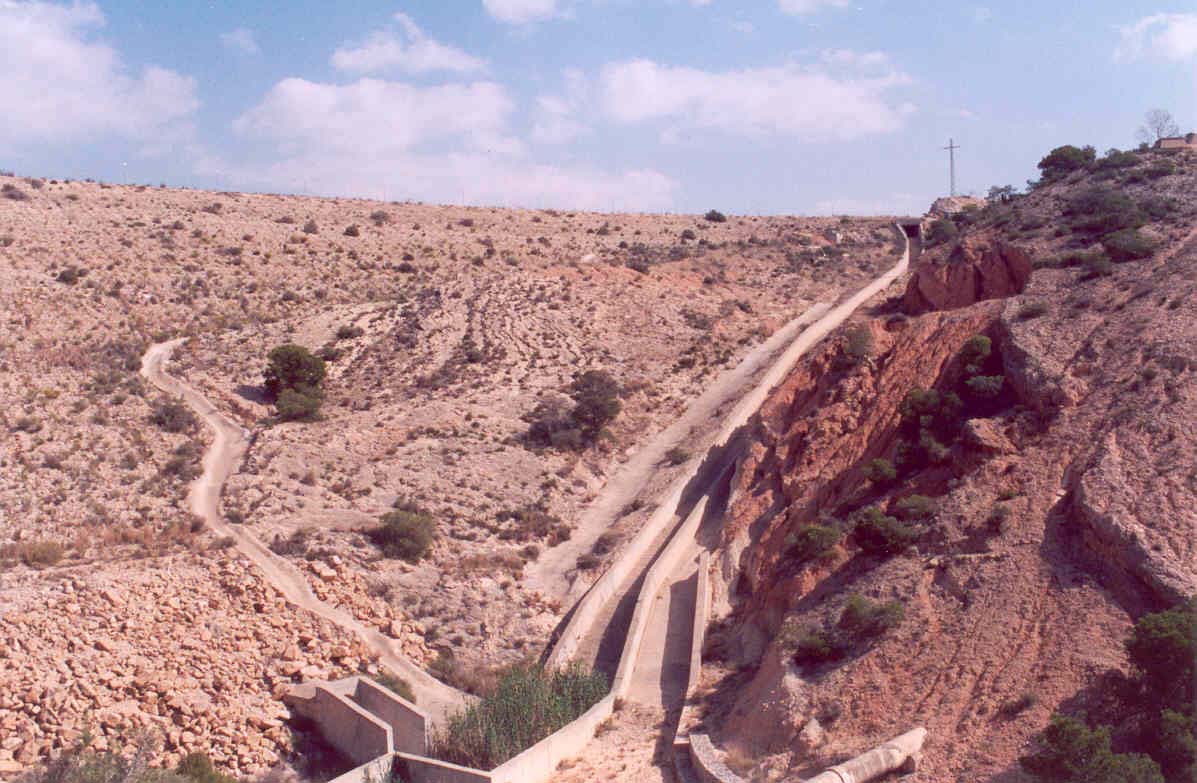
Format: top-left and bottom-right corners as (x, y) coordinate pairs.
(276, 225), (925, 783)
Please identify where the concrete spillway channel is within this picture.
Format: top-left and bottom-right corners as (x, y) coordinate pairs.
(546, 227), (916, 777)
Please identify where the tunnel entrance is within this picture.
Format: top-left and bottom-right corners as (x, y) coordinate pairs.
(899, 219), (922, 239)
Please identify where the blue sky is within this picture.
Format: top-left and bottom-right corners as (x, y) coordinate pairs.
(1, 1), (1194, 214)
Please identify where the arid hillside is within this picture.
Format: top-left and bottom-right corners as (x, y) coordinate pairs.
(0, 173), (897, 777)
(691, 145), (1197, 782)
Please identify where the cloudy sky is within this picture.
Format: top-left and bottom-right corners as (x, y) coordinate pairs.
(1, 1), (1194, 214)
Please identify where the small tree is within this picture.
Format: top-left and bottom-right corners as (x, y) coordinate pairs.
(1038, 145), (1097, 182)
(1137, 109), (1180, 146)
(1020, 715), (1163, 783)
(987, 185), (1018, 203)
(853, 507), (919, 557)
(704, 209), (728, 223)
(264, 344), (326, 400)
(568, 370), (621, 439)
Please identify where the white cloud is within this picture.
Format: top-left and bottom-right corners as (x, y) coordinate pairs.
(598, 54), (912, 141)
(220, 27), (259, 55)
(483, 0), (559, 24)
(531, 69), (590, 144)
(235, 77), (517, 154)
(229, 75), (675, 211)
(332, 12), (484, 74)
(1116, 13), (1197, 62)
(778, 0), (849, 15)
(731, 20), (755, 34)
(0, 0), (198, 149)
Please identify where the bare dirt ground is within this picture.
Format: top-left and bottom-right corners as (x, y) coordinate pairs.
(0, 172), (897, 777)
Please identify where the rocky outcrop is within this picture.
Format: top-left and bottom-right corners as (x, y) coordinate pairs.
(1072, 431), (1197, 607)
(903, 239), (1031, 315)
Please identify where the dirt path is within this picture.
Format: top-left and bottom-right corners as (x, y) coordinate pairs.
(141, 340), (469, 725)
(524, 303), (832, 603)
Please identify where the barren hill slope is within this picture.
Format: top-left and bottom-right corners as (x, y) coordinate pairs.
(0, 173), (895, 777)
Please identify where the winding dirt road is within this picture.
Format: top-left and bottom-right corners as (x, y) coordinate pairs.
(141, 340), (468, 725)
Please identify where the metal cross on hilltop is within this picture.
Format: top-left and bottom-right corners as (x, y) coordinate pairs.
(943, 138), (960, 197)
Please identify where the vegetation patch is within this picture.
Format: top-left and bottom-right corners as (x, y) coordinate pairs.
(263, 344), (326, 421)
(432, 663), (608, 770)
(790, 594), (905, 669)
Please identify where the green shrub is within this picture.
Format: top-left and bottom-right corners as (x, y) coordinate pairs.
(792, 629), (841, 666)
(965, 374), (1005, 399)
(433, 663), (608, 769)
(1101, 229), (1155, 263)
(864, 458), (897, 486)
(275, 387), (323, 421)
(1018, 301), (1050, 319)
(372, 671), (416, 704)
(784, 524), (842, 564)
(1080, 253), (1113, 280)
(1065, 188), (1145, 235)
(335, 325), (364, 340)
(926, 217), (959, 245)
(1126, 604), (1195, 710)
(264, 344), (326, 400)
(1020, 715), (1163, 783)
(704, 209), (727, 222)
(343, 224), (360, 237)
(176, 753), (237, 783)
(843, 325), (875, 364)
(959, 335), (992, 372)
(372, 509), (436, 562)
(837, 594), (904, 639)
(853, 507), (919, 557)
(21, 735), (191, 783)
(664, 446), (689, 466)
(894, 495), (936, 521)
(151, 399), (197, 433)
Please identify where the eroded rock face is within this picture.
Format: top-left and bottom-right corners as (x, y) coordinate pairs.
(903, 239), (1032, 315)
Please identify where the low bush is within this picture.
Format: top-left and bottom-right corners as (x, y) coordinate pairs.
(1020, 715), (1163, 783)
(838, 593), (904, 639)
(1080, 253), (1113, 280)
(704, 209), (728, 222)
(343, 224), (360, 237)
(1018, 301), (1050, 319)
(371, 509), (436, 562)
(275, 387), (323, 421)
(335, 324), (364, 340)
(894, 494), (936, 521)
(1, 539), (65, 568)
(664, 446), (689, 466)
(151, 399), (197, 433)
(790, 594), (905, 669)
(784, 524), (842, 565)
(965, 374), (1005, 399)
(433, 663), (608, 769)
(1065, 188), (1145, 236)
(176, 753), (237, 783)
(372, 671), (416, 704)
(926, 217), (959, 246)
(302, 219), (318, 234)
(1101, 229), (1155, 263)
(864, 458), (897, 487)
(853, 507), (919, 557)
(21, 734), (192, 783)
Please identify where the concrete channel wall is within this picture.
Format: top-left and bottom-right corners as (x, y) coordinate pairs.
(393, 753), (493, 783)
(350, 678), (429, 756)
(289, 685), (393, 766)
(328, 754), (395, 783)
(490, 693), (616, 783)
